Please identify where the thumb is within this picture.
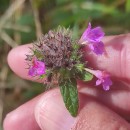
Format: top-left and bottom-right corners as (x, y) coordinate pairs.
(34, 88), (130, 130)
(34, 88), (76, 130)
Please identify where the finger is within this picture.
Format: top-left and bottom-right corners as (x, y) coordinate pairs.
(85, 33), (130, 82)
(4, 88), (130, 130)
(34, 89), (130, 130)
(7, 44), (37, 81)
(7, 34), (130, 118)
(3, 89), (75, 130)
(8, 34), (130, 82)
(78, 81), (130, 120)
(34, 89), (75, 130)
(3, 94), (42, 130)
(72, 93), (130, 130)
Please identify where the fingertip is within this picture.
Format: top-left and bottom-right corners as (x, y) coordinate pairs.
(3, 112), (17, 130)
(7, 44), (32, 80)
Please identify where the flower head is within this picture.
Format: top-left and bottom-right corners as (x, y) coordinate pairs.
(34, 29), (77, 69)
(95, 70), (112, 91)
(80, 22), (105, 55)
(29, 57), (46, 76)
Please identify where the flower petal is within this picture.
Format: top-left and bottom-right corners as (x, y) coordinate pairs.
(88, 41), (104, 55)
(104, 77), (112, 86)
(102, 77), (112, 90)
(96, 79), (102, 86)
(28, 67), (37, 76)
(36, 67), (45, 75)
(80, 22), (91, 42)
(29, 58), (46, 76)
(87, 27), (105, 42)
(103, 85), (110, 91)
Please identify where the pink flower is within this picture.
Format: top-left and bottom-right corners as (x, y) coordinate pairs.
(95, 70), (112, 91)
(88, 41), (104, 55)
(28, 57), (46, 76)
(80, 22), (105, 55)
(85, 68), (112, 91)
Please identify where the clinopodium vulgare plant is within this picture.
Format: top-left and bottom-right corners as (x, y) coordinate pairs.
(26, 23), (112, 117)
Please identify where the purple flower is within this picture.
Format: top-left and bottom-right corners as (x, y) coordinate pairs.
(28, 57), (46, 76)
(95, 70), (112, 91)
(85, 68), (112, 91)
(88, 41), (104, 55)
(80, 22), (105, 55)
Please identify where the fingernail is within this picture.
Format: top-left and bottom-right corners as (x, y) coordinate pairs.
(35, 89), (76, 130)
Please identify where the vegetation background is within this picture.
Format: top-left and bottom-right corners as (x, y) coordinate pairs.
(0, 0), (130, 129)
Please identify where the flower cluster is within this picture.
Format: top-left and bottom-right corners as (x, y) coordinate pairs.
(27, 23), (112, 90)
(26, 23), (112, 116)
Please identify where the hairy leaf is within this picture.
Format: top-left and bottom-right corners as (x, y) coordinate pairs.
(59, 78), (78, 117)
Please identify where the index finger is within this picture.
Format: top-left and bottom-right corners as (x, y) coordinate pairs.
(8, 34), (130, 82)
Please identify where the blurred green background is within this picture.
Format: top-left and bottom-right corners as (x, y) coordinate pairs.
(0, 0), (130, 129)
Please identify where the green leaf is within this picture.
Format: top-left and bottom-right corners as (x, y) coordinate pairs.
(59, 78), (78, 117)
(81, 71), (93, 81)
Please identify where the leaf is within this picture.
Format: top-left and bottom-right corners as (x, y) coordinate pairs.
(82, 71), (93, 81)
(59, 78), (79, 117)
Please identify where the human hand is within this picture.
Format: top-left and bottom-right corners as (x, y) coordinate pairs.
(3, 34), (130, 130)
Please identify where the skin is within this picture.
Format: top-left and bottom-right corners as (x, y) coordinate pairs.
(3, 34), (130, 130)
